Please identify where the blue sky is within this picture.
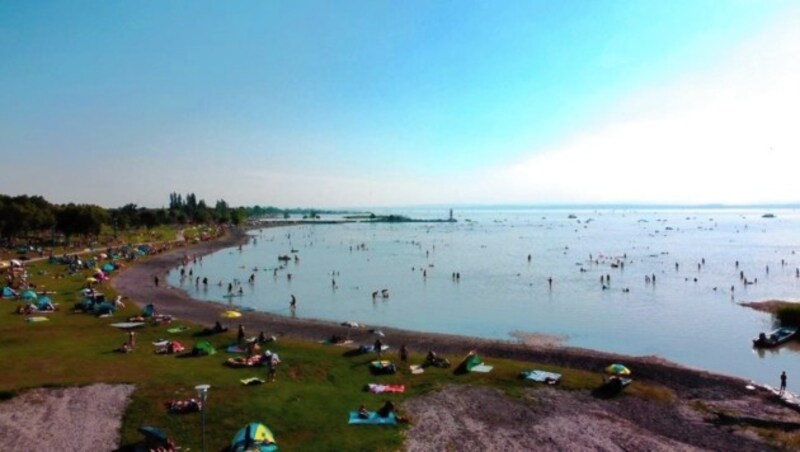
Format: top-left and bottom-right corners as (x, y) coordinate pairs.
(1, 1), (798, 208)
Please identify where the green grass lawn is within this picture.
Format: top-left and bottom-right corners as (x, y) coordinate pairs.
(1, 258), (675, 451)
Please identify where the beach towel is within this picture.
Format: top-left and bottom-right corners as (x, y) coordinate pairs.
(319, 338), (353, 346)
(26, 316), (49, 323)
(241, 377), (266, 385)
(366, 383), (405, 394)
(470, 364), (494, 373)
(152, 340), (169, 347)
(520, 370), (562, 384)
(227, 345), (247, 353)
(348, 411), (397, 425)
(167, 326), (188, 333)
(226, 356), (263, 368)
(409, 365), (425, 375)
(110, 322), (145, 329)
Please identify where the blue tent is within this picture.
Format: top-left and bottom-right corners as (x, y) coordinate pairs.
(36, 296), (54, 310)
(20, 290), (37, 301)
(2, 286), (16, 298)
(94, 301), (115, 315)
(142, 303), (155, 317)
(102, 263), (115, 273)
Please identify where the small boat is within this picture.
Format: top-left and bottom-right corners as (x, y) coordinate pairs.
(753, 327), (798, 348)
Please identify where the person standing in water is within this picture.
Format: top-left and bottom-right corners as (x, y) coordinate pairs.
(780, 371), (787, 395)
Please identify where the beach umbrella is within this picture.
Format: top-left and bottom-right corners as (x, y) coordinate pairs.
(605, 363), (631, 376)
(221, 310), (242, 319)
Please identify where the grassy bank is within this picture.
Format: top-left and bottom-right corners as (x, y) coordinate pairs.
(1, 256), (680, 450)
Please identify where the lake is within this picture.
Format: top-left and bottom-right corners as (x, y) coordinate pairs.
(167, 207), (800, 384)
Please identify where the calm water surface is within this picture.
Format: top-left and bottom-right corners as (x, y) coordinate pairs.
(168, 208), (800, 385)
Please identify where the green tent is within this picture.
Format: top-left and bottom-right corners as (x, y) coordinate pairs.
(456, 352), (482, 374)
(192, 341), (216, 356)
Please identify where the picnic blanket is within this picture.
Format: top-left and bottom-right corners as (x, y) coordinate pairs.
(241, 377), (266, 385)
(167, 326), (188, 333)
(366, 383), (405, 394)
(348, 411), (397, 425)
(520, 370), (562, 384)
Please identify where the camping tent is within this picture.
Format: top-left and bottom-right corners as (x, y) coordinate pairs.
(36, 296), (54, 310)
(230, 422), (277, 452)
(102, 263), (115, 273)
(93, 301), (115, 316)
(142, 304), (156, 318)
(2, 286), (16, 298)
(192, 341), (216, 356)
(20, 290), (37, 301)
(459, 353), (481, 372)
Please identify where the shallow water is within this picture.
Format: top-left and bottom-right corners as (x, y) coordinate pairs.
(168, 208), (800, 384)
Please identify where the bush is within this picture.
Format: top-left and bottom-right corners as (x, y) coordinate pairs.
(776, 305), (800, 326)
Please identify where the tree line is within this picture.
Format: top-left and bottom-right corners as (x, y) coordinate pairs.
(0, 193), (249, 247)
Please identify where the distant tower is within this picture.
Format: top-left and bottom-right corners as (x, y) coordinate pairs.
(449, 209), (453, 221)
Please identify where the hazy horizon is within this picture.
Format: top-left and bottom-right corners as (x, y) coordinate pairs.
(2, 1), (799, 208)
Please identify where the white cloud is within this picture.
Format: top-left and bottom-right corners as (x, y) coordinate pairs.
(484, 11), (800, 205)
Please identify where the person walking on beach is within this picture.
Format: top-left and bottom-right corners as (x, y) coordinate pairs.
(127, 330), (136, 349)
(374, 338), (383, 358)
(267, 353), (280, 382)
(399, 344), (408, 362)
(237, 324), (245, 345)
(780, 371), (787, 395)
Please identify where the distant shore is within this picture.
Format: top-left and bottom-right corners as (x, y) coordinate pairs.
(111, 226), (757, 400)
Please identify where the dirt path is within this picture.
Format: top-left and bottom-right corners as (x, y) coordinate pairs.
(0, 384), (135, 451)
(403, 385), (780, 451)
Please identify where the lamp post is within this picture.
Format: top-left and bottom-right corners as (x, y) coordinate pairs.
(195, 384), (210, 452)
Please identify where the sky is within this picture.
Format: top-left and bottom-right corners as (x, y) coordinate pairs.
(1, 1), (799, 209)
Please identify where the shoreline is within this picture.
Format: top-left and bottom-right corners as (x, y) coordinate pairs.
(112, 227), (752, 398)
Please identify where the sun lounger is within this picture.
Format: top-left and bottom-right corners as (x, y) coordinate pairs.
(348, 411), (397, 425)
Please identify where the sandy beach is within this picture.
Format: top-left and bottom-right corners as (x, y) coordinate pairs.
(105, 227), (800, 450)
